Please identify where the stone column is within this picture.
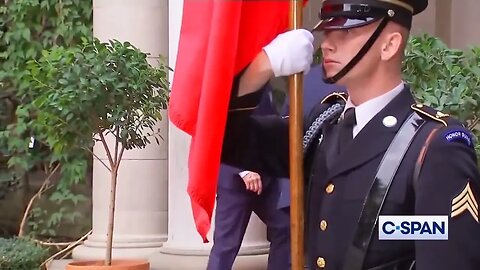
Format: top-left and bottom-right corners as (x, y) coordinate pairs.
(411, 0), (437, 37)
(450, 0), (480, 48)
(148, 0), (270, 268)
(72, 0), (169, 260)
(433, 0), (452, 46)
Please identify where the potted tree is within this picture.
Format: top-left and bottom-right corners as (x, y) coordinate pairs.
(21, 38), (169, 269)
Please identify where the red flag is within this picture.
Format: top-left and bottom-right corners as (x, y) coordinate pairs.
(169, 0), (302, 242)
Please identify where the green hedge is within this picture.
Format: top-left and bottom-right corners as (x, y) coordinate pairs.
(403, 34), (480, 158)
(0, 237), (48, 270)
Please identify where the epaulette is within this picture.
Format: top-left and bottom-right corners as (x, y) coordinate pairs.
(410, 103), (449, 127)
(321, 92), (348, 104)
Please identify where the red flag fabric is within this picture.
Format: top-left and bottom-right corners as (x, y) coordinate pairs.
(169, 0), (301, 242)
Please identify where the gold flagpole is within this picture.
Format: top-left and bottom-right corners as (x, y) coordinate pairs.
(289, 1), (304, 270)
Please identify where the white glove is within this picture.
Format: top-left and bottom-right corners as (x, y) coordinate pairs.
(263, 29), (314, 77)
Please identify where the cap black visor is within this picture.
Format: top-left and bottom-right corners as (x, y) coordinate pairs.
(313, 3), (386, 31)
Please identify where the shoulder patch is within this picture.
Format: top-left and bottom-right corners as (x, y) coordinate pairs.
(444, 129), (474, 147)
(321, 92), (348, 104)
(411, 104), (448, 126)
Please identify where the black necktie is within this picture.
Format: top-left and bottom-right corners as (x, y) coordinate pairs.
(338, 107), (356, 154)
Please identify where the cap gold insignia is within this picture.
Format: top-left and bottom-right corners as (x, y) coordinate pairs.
(451, 182), (479, 223)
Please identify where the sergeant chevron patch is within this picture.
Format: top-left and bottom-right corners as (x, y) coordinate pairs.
(451, 182), (479, 223)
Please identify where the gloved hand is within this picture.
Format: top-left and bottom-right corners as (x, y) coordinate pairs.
(263, 29), (314, 77)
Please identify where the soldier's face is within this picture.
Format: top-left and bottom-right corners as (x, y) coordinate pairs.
(320, 19), (382, 85)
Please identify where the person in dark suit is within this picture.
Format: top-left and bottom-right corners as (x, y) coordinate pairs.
(207, 87), (291, 270)
(208, 64), (338, 270)
(221, 0), (480, 269)
(207, 29), (313, 270)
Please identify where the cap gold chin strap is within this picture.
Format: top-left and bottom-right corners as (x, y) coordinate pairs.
(323, 16), (390, 84)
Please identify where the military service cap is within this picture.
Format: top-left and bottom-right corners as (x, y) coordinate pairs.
(314, 0), (428, 84)
(314, 0), (428, 31)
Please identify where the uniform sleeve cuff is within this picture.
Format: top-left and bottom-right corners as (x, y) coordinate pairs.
(229, 91), (264, 111)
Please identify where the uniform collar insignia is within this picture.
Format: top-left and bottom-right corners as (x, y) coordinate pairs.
(451, 181), (479, 223)
(436, 111), (449, 118)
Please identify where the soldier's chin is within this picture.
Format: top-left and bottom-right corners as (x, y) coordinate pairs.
(323, 70), (349, 86)
(323, 68), (339, 79)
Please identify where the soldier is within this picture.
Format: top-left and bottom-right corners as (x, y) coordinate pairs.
(222, 0), (480, 269)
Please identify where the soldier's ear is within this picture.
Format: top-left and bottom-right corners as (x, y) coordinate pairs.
(380, 31), (403, 61)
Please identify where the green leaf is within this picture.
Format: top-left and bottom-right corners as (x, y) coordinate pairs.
(403, 34), (480, 159)
(21, 28), (31, 41)
(58, 78), (69, 85)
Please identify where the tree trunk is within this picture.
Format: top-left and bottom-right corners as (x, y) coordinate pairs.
(105, 165), (118, 266)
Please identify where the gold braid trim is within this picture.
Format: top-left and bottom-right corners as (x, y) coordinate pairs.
(378, 0), (414, 13)
(228, 106), (258, 112)
(321, 92), (348, 104)
(411, 104), (448, 127)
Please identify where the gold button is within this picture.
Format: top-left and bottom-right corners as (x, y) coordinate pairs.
(325, 183), (335, 194)
(317, 257), (326, 268)
(320, 220), (328, 231)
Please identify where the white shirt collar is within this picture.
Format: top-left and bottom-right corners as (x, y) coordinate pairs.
(344, 81), (405, 137)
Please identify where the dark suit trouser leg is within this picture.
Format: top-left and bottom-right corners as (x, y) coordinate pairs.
(207, 186), (253, 270)
(254, 180), (291, 270)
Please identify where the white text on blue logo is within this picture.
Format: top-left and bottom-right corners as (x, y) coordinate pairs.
(378, 216), (448, 240)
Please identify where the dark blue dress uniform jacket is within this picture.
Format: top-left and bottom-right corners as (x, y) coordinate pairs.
(221, 85), (480, 270)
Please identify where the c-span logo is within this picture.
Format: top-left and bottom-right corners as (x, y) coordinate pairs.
(379, 216), (448, 240)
